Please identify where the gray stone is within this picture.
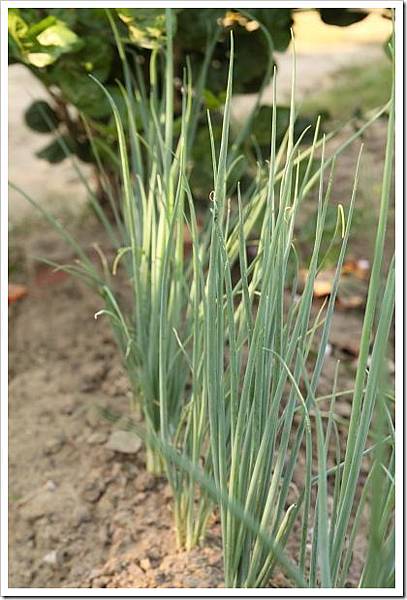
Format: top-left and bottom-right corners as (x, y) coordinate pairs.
(72, 504), (91, 526)
(105, 430), (142, 455)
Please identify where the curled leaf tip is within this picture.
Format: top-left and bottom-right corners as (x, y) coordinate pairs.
(338, 204), (345, 239)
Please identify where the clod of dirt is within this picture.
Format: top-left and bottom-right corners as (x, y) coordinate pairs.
(19, 489), (58, 523)
(81, 479), (107, 503)
(92, 576), (110, 588)
(85, 405), (102, 429)
(43, 434), (66, 456)
(162, 483), (173, 501)
(72, 504), (92, 527)
(87, 432), (108, 446)
(140, 558), (151, 571)
(105, 431), (142, 455)
(61, 400), (78, 415)
(80, 362), (109, 393)
(97, 524), (111, 547)
(134, 472), (157, 492)
(100, 364), (131, 398)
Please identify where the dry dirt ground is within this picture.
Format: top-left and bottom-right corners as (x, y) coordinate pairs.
(8, 12), (393, 591)
(9, 230), (226, 588)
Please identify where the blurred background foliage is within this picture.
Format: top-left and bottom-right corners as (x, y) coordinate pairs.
(8, 7), (389, 201)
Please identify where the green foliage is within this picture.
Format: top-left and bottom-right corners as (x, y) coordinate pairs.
(24, 100), (59, 133)
(116, 8), (174, 49)
(35, 135), (75, 163)
(8, 7), (371, 183)
(9, 9), (83, 67)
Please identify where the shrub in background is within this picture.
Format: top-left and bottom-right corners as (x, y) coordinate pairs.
(8, 7), (379, 199)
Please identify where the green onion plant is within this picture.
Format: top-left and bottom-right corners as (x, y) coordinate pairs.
(170, 32), (395, 586)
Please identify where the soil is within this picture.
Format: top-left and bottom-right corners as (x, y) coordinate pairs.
(9, 236), (226, 588)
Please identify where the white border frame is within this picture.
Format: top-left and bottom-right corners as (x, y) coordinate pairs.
(1, 1), (404, 597)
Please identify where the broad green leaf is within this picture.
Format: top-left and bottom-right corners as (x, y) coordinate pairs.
(24, 100), (59, 133)
(36, 135), (75, 163)
(116, 8), (172, 49)
(49, 68), (111, 118)
(36, 22), (82, 51)
(26, 52), (56, 68)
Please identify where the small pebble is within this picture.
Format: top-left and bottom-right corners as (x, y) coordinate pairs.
(89, 567), (103, 580)
(135, 472), (156, 491)
(61, 401), (76, 415)
(140, 558), (151, 571)
(43, 435), (65, 456)
(42, 550), (59, 566)
(85, 405), (100, 428)
(135, 492), (146, 503)
(82, 480), (106, 503)
(98, 524), (111, 546)
(73, 505), (91, 526)
(92, 575), (109, 588)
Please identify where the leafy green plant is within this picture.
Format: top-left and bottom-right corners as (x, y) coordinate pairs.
(11, 9), (395, 586)
(9, 7), (376, 200)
